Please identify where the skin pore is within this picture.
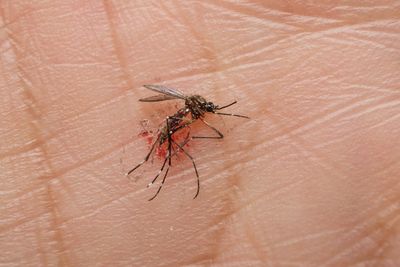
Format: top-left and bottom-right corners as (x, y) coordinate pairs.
(1, 1), (399, 266)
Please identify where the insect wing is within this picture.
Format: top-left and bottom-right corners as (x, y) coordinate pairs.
(139, 94), (178, 102)
(143, 84), (186, 100)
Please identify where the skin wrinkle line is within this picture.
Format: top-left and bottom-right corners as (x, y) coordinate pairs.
(314, 98), (400, 131)
(149, 63), (223, 88)
(224, 32), (312, 67)
(54, 135), (109, 206)
(222, 38), (288, 68)
(0, 209), (49, 236)
(74, 218), (132, 254)
(259, 260), (304, 267)
(356, 26), (400, 37)
(243, 212), (269, 264)
(0, 44), (15, 55)
(1, 176), (49, 211)
(285, 14), (342, 26)
(171, 255), (212, 267)
(164, 158), (249, 222)
(281, 132), (347, 179)
(348, 259), (395, 267)
(344, 83), (400, 95)
(323, 214), (400, 266)
(349, 174), (400, 230)
(321, 35), (393, 51)
(367, 112), (400, 131)
(343, 34), (399, 53)
(370, 161), (400, 186)
(332, 4), (400, 12)
(173, 1), (221, 80)
(321, 198), (400, 266)
(241, 99), (368, 157)
(354, 26), (400, 38)
(159, 60), (218, 83)
(58, 180), (152, 227)
(0, 6), (39, 32)
(372, 176), (400, 214)
(195, 229), (267, 267)
(33, 219), (49, 267)
(158, 2), (187, 29)
(221, 34), (283, 57)
(202, 1), (302, 30)
(272, 228), (347, 249)
(339, 100), (400, 122)
(124, 24), (167, 51)
(206, 1), (375, 32)
(188, 218), (259, 265)
(101, 0), (134, 90)
(287, 95), (389, 138)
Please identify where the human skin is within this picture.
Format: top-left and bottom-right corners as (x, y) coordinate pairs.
(1, 1), (400, 266)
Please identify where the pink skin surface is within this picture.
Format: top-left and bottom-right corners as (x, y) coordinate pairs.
(1, 1), (400, 266)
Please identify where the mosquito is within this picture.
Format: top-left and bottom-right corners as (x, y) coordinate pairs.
(127, 84), (249, 201)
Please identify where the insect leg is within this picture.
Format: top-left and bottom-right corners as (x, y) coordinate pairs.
(148, 117), (173, 201)
(127, 134), (161, 175)
(215, 112), (250, 119)
(148, 127), (192, 188)
(217, 101), (237, 110)
(147, 154), (169, 187)
(216, 100), (249, 118)
(191, 118), (224, 139)
(170, 138), (200, 199)
(148, 166), (170, 201)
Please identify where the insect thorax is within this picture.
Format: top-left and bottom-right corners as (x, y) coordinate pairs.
(186, 95), (217, 119)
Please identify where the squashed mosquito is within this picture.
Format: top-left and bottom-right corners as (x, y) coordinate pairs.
(127, 84), (249, 200)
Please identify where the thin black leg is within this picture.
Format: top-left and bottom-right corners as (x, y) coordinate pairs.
(217, 101), (237, 110)
(127, 134), (161, 175)
(215, 112), (249, 119)
(147, 128), (191, 188)
(191, 118), (224, 139)
(148, 167), (170, 201)
(148, 117), (173, 201)
(147, 155), (169, 187)
(171, 138), (200, 199)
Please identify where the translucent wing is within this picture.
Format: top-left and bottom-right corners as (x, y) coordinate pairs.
(143, 84), (186, 100)
(139, 94), (178, 102)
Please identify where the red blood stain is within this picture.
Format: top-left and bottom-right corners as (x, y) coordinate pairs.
(138, 127), (193, 161)
(138, 130), (154, 145)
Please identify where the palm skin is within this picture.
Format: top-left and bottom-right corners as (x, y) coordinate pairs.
(1, 1), (399, 266)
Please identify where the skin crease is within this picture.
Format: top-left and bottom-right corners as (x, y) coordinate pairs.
(0, 0), (399, 266)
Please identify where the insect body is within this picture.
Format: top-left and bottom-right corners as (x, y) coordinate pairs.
(128, 84), (249, 200)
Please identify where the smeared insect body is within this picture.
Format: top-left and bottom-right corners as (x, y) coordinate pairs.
(127, 85), (249, 200)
